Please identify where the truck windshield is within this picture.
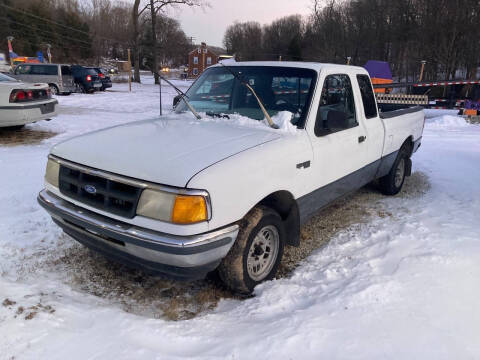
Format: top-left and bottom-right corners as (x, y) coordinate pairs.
(175, 66), (317, 127)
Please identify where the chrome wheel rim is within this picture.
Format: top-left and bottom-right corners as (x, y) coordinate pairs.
(247, 225), (279, 281)
(394, 158), (405, 188)
(49, 86), (58, 95)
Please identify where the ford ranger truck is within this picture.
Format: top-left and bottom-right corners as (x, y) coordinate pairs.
(38, 62), (424, 294)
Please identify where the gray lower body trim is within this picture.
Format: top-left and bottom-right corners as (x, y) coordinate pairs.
(298, 159), (381, 224)
(375, 150), (399, 179)
(297, 145), (413, 224)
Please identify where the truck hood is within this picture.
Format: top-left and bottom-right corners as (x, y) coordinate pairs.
(51, 116), (282, 187)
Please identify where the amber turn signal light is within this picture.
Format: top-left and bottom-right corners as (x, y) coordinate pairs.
(171, 195), (208, 224)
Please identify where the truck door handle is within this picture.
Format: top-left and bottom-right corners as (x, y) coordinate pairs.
(358, 136), (366, 143)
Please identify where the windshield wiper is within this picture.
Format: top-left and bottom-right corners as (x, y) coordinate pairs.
(219, 62), (279, 129)
(151, 69), (202, 120)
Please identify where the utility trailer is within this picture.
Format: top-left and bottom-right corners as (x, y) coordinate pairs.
(373, 80), (480, 114)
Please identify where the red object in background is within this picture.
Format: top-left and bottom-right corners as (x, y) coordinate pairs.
(98, 73), (105, 79)
(86, 75), (92, 82)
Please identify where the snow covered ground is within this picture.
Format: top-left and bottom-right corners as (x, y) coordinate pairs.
(1, 79), (479, 359)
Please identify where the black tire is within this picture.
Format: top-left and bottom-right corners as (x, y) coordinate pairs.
(218, 206), (285, 294)
(49, 84), (59, 96)
(379, 147), (409, 195)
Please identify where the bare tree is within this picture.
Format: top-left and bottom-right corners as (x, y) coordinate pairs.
(132, 0), (206, 84)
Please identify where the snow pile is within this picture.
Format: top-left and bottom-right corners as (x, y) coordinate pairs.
(426, 114), (470, 128)
(195, 111), (298, 134)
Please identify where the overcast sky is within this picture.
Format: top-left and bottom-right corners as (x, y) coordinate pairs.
(170, 0), (313, 48)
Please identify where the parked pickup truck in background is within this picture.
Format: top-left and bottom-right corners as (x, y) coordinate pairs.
(38, 62), (424, 293)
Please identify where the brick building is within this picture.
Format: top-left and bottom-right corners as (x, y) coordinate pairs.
(188, 42), (218, 78)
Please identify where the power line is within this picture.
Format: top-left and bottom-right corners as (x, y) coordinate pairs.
(0, 17), (93, 47)
(0, 3), (129, 46)
(1, 26), (94, 53)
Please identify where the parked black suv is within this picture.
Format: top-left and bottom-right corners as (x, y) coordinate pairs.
(71, 65), (103, 93)
(88, 67), (112, 91)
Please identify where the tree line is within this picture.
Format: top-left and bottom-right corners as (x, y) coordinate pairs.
(224, 0), (480, 81)
(0, 0), (202, 82)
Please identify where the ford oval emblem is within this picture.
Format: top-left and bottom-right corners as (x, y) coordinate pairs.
(84, 184), (97, 194)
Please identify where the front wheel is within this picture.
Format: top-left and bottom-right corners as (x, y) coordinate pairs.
(218, 206), (285, 294)
(379, 148), (409, 195)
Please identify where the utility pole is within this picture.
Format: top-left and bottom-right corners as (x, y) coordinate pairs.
(127, 48), (132, 92)
(159, 76), (162, 116)
(419, 60), (427, 82)
(46, 44), (52, 63)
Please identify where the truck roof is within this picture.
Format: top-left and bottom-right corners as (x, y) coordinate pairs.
(212, 61), (368, 74)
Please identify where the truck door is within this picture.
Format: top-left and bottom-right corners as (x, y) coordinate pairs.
(300, 73), (371, 220)
(355, 74), (386, 169)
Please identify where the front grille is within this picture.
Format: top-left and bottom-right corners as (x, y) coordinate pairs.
(59, 165), (142, 218)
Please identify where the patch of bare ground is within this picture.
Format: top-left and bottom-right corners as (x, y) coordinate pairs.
(2, 297), (55, 320)
(0, 126), (57, 146)
(37, 172), (429, 320)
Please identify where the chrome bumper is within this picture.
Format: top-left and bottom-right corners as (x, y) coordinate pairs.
(38, 190), (238, 280)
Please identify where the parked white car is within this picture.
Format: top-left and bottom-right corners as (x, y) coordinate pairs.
(38, 62), (424, 293)
(0, 73), (58, 128)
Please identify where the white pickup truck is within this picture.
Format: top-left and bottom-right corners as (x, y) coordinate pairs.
(38, 62), (424, 293)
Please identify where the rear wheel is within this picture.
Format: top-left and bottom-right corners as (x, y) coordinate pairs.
(379, 147), (409, 195)
(49, 84), (59, 95)
(218, 206), (285, 294)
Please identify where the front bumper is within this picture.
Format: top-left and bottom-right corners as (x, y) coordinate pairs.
(38, 190), (238, 280)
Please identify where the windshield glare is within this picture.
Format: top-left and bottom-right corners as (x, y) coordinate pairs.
(175, 66), (317, 127)
(0, 73), (16, 82)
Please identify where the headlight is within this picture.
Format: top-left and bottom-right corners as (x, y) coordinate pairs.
(45, 158), (60, 187)
(137, 189), (209, 224)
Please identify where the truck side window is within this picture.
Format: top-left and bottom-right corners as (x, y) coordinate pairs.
(315, 74), (357, 136)
(357, 74), (378, 119)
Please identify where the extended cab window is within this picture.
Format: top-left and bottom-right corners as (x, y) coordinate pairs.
(357, 74), (378, 119)
(315, 74), (357, 136)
